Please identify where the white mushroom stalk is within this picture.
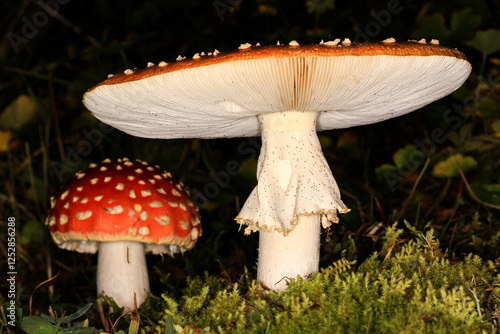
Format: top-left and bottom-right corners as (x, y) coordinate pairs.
(257, 214), (321, 290)
(237, 111), (349, 290)
(97, 241), (149, 310)
(239, 111), (347, 231)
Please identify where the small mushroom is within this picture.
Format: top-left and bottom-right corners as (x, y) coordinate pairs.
(83, 40), (471, 290)
(46, 158), (201, 310)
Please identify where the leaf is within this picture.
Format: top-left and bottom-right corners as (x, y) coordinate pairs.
(305, 0), (335, 15)
(374, 163), (398, 178)
(101, 295), (122, 313)
(478, 97), (500, 119)
(467, 29), (500, 57)
(59, 328), (97, 334)
(414, 8), (482, 45)
(128, 314), (140, 334)
(34, 304), (97, 334)
(449, 8), (482, 41)
(469, 181), (500, 205)
(392, 145), (421, 169)
(39, 314), (58, 324)
(0, 130), (13, 152)
(482, 184), (500, 193)
(258, 4), (277, 15)
(164, 315), (175, 334)
(21, 316), (55, 334)
(173, 324), (184, 334)
(431, 154), (478, 178)
(491, 120), (500, 132)
(58, 303), (93, 324)
(21, 221), (45, 244)
(0, 95), (38, 131)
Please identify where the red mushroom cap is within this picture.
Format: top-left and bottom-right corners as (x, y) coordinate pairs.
(46, 158), (201, 255)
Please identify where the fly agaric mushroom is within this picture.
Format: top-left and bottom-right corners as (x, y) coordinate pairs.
(46, 158), (201, 309)
(82, 39), (471, 290)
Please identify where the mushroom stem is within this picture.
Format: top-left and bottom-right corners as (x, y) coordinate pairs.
(239, 111), (347, 233)
(237, 111), (348, 290)
(258, 214), (320, 290)
(96, 241), (149, 311)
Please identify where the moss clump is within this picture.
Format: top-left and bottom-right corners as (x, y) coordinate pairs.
(151, 224), (499, 333)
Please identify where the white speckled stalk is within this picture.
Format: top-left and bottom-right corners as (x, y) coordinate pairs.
(258, 214), (320, 290)
(238, 111), (348, 233)
(237, 111), (349, 290)
(96, 241), (149, 311)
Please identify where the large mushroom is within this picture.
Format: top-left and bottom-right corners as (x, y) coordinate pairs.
(82, 39), (471, 290)
(46, 158), (201, 309)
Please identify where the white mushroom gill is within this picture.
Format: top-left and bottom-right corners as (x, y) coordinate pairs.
(96, 241), (149, 311)
(236, 111), (349, 290)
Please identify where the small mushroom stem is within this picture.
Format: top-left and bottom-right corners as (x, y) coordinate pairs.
(258, 214), (320, 290)
(96, 241), (149, 311)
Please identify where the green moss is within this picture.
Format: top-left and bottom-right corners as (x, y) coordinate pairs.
(148, 226), (498, 333)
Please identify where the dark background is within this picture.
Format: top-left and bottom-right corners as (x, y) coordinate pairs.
(1, 0), (499, 318)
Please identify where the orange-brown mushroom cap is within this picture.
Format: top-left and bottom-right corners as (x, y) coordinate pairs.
(46, 158), (201, 255)
(83, 39), (471, 140)
(88, 40), (468, 87)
